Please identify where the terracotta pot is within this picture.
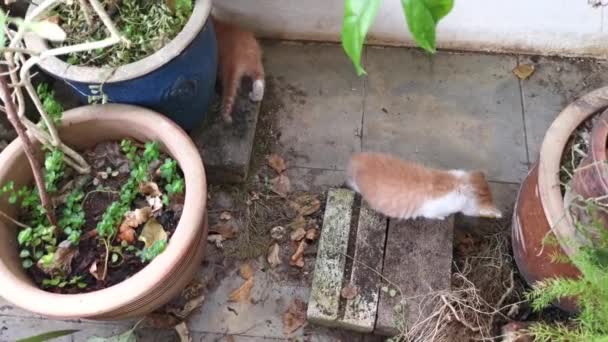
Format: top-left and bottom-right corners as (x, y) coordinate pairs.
(512, 163), (580, 313)
(0, 104), (208, 319)
(513, 86), (608, 313)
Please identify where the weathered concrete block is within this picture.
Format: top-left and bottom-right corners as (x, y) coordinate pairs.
(307, 188), (355, 325)
(340, 202), (387, 332)
(191, 91), (260, 184)
(375, 216), (454, 336)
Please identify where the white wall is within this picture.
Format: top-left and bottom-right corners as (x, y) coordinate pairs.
(213, 0), (608, 58)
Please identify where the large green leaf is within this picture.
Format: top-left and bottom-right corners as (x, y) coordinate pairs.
(341, 0), (382, 75)
(16, 329), (78, 342)
(401, 0), (454, 53)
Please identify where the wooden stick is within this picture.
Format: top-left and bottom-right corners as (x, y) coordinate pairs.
(0, 74), (56, 227)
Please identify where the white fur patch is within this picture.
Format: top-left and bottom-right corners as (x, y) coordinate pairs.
(250, 79), (265, 101)
(415, 190), (468, 220)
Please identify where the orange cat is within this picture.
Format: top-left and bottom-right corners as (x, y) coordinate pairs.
(347, 152), (502, 220)
(212, 16), (265, 124)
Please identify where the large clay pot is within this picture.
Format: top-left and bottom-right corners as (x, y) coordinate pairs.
(513, 86), (608, 313)
(0, 104), (208, 319)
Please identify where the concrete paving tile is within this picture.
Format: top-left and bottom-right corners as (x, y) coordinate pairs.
(286, 167), (346, 192)
(362, 47), (527, 183)
(519, 56), (608, 162)
(262, 42), (364, 171)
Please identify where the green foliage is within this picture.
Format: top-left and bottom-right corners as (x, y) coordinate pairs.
(341, 0), (453, 75)
(58, 190), (85, 244)
(159, 158), (184, 197)
(137, 239), (167, 262)
(526, 214), (608, 341)
(57, 0), (193, 67)
(36, 82), (63, 128)
(15, 329), (78, 342)
(41, 275), (86, 289)
(43, 149), (65, 192)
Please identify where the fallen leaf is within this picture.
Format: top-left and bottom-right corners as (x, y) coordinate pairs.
(117, 226), (136, 244)
(305, 228), (319, 241)
(139, 181), (162, 197)
(146, 195), (163, 213)
(167, 294), (205, 319)
(282, 298), (307, 335)
(290, 194), (320, 216)
(271, 226), (286, 241)
(267, 154), (287, 173)
(228, 277), (254, 303)
(290, 227), (306, 241)
(513, 64), (535, 80)
(220, 211), (232, 221)
(290, 240), (307, 268)
(175, 322), (192, 342)
(37, 240), (78, 276)
(138, 218), (168, 248)
(89, 262), (102, 281)
(207, 234), (224, 248)
(341, 283), (359, 300)
(209, 223), (236, 239)
(239, 263), (255, 280)
(125, 207), (152, 226)
(181, 280), (205, 301)
(271, 174), (291, 197)
(288, 216), (306, 232)
(267, 243), (281, 268)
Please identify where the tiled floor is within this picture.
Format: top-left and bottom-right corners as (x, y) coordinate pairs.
(2, 41), (608, 341)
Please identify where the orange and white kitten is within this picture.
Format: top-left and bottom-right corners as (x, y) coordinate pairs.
(347, 152), (502, 220)
(212, 16), (265, 124)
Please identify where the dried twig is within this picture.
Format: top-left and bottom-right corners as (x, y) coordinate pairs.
(0, 208), (30, 229)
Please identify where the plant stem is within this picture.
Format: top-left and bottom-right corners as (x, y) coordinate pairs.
(0, 74), (56, 227)
(0, 209), (30, 229)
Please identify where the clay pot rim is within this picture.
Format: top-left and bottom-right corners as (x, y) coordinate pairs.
(586, 108), (608, 192)
(0, 104), (206, 318)
(538, 87), (608, 258)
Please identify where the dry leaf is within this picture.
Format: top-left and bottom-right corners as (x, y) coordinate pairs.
(139, 182), (162, 197)
(271, 174), (291, 197)
(117, 226), (136, 244)
(167, 294), (205, 319)
(341, 283), (359, 300)
(120, 207), (152, 234)
(209, 223), (236, 239)
(267, 154), (287, 173)
(267, 243), (281, 268)
(271, 226), (286, 241)
(220, 211), (232, 221)
(288, 216), (306, 232)
(89, 262), (102, 280)
(290, 240), (307, 268)
(305, 228), (319, 241)
(138, 218), (168, 248)
(282, 298), (307, 335)
(228, 278), (254, 303)
(290, 194), (321, 216)
(513, 64), (535, 80)
(207, 234), (224, 248)
(239, 263), (255, 280)
(174, 322), (192, 342)
(37, 240), (78, 276)
(147, 195), (163, 212)
(290, 227), (306, 241)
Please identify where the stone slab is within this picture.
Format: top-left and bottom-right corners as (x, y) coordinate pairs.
(307, 188), (355, 325)
(375, 216), (454, 336)
(262, 42), (363, 170)
(340, 202), (387, 333)
(362, 47), (527, 183)
(191, 91), (260, 184)
(518, 56), (608, 162)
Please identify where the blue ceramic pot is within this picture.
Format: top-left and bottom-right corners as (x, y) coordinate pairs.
(24, 0), (216, 131)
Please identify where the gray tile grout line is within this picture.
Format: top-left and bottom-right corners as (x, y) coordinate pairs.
(516, 55), (532, 168)
(360, 45), (368, 152)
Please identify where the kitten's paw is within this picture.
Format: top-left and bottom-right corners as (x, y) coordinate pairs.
(250, 79), (265, 102)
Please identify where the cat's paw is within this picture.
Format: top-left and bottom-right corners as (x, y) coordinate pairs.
(250, 79), (265, 102)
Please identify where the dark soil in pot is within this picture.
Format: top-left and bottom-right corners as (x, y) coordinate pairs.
(6, 139), (185, 294)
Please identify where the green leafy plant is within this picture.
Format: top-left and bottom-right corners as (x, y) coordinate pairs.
(137, 239), (168, 262)
(526, 207), (608, 341)
(15, 329), (79, 342)
(341, 0), (454, 75)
